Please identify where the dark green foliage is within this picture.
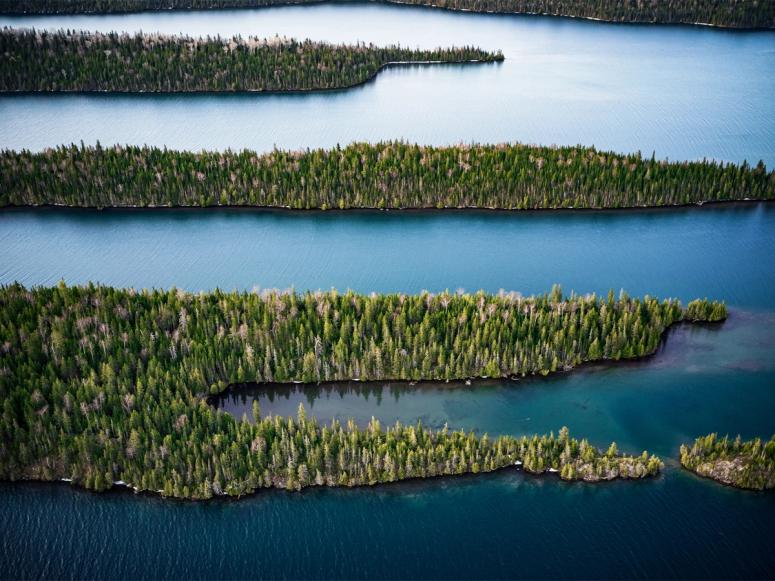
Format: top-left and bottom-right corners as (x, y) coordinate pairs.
(0, 29), (500, 93)
(680, 434), (775, 490)
(0, 0), (771, 29)
(2, 142), (772, 210)
(1, 283), (718, 498)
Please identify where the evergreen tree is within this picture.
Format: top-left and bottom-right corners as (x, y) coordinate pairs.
(2, 142), (771, 210)
(0, 29), (501, 93)
(680, 433), (775, 490)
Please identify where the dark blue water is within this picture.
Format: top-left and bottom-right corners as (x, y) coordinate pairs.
(1, 3), (774, 164)
(2, 471), (774, 580)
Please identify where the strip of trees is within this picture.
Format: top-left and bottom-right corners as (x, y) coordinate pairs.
(685, 298), (728, 322)
(0, 0), (770, 29)
(2, 142), (772, 210)
(0, 29), (500, 93)
(681, 434), (775, 490)
(0, 283), (721, 498)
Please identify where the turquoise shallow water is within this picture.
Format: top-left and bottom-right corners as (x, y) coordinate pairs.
(215, 311), (775, 459)
(1, 3), (774, 164)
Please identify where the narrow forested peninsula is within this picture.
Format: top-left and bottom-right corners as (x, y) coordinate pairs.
(2, 142), (772, 210)
(681, 434), (775, 490)
(0, 284), (720, 498)
(0, 0), (771, 29)
(0, 29), (500, 93)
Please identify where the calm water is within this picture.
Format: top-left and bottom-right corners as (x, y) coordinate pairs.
(1, 204), (774, 308)
(1, 4), (774, 164)
(215, 311), (775, 459)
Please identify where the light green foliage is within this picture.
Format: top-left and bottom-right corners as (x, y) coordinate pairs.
(685, 299), (728, 322)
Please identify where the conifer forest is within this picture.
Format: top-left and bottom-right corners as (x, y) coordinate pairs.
(2, 142), (771, 210)
(0, 29), (501, 93)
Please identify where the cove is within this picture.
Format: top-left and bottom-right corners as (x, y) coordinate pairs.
(214, 309), (775, 461)
(3, 292), (773, 579)
(1, 3), (774, 164)
(2, 206), (774, 581)
(1, 5), (775, 577)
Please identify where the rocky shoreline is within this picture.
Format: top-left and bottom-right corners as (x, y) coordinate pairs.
(680, 434), (775, 491)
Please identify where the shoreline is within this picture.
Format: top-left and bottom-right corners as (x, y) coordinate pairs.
(0, 0), (772, 31)
(210, 318), (727, 406)
(0, 58), (502, 96)
(2, 198), (771, 215)
(0, 283), (728, 504)
(680, 461), (775, 492)
(680, 465), (768, 492)
(384, 1), (775, 31)
(4, 456), (659, 503)
(679, 435), (775, 492)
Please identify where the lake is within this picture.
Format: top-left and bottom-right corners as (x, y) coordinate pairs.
(1, 3), (774, 164)
(1, 204), (774, 578)
(1, 4), (774, 580)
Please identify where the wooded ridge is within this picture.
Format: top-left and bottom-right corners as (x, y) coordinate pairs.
(2, 142), (771, 210)
(0, 29), (501, 93)
(1, 0), (771, 29)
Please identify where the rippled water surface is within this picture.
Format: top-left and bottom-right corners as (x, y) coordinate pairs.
(2, 470), (775, 580)
(1, 3), (774, 163)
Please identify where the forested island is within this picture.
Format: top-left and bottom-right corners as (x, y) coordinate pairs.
(0, 0), (771, 29)
(0, 284), (721, 497)
(0, 29), (500, 93)
(681, 434), (775, 490)
(2, 142), (772, 210)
